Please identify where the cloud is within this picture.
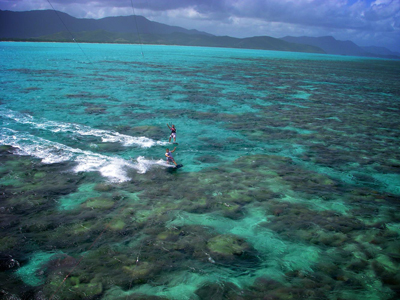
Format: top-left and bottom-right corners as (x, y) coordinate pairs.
(364, 0), (400, 21)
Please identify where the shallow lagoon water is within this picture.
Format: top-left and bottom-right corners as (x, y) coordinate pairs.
(1, 42), (400, 300)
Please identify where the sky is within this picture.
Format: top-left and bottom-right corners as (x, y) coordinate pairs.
(1, 0), (399, 52)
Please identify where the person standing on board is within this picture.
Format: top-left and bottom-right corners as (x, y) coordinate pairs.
(167, 124), (177, 143)
(165, 147), (177, 166)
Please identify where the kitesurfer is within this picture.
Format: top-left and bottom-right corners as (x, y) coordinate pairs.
(165, 147), (177, 166)
(167, 124), (177, 143)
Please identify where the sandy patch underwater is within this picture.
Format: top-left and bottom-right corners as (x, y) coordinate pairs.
(0, 42), (400, 299)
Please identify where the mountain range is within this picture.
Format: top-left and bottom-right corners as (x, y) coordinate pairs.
(281, 36), (400, 59)
(1, 10), (399, 59)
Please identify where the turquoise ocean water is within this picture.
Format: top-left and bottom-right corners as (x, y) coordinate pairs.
(1, 42), (400, 299)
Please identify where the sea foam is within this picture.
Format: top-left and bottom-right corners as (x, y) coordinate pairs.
(0, 107), (167, 148)
(0, 127), (167, 182)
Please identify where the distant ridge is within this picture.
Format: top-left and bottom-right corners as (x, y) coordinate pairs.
(361, 46), (400, 57)
(281, 36), (400, 59)
(1, 10), (397, 58)
(0, 10), (324, 54)
(0, 9), (210, 38)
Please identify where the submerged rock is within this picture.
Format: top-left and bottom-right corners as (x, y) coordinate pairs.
(0, 255), (20, 271)
(85, 106), (107, 114)
(122, 261), (155, 284)
(207, 234), (249, 257)
(45, 274), (103, 300)
(128, 125), (164, 140)
(84, 197), (114, 209)
(195, 281), (242, 300)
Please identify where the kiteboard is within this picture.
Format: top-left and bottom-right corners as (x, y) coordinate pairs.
(173, 164), (183, 169)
